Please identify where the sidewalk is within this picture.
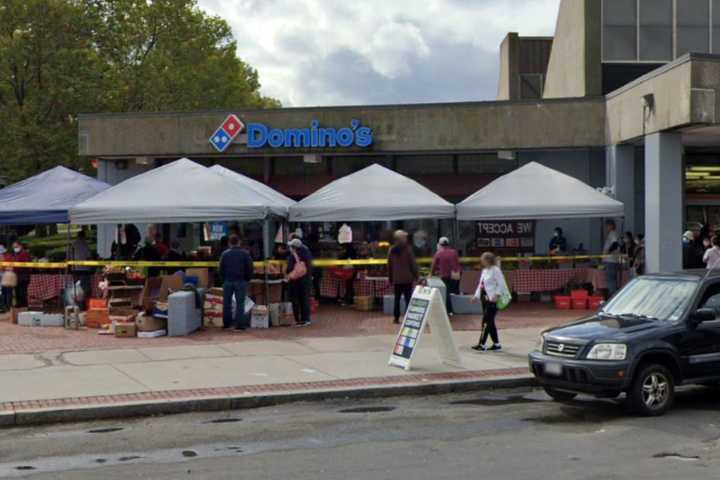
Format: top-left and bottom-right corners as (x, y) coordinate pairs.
(0, 304), (581, 426)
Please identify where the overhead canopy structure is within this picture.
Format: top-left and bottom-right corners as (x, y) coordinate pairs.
(70, 158), (277, 225)
(0, 166), (110, 225)
(289, 164), (455, 222)
(209, 165), (295, 216)
(456, 162), (624, 220)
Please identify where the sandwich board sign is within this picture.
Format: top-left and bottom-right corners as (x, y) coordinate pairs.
(388, 286), (462, 371)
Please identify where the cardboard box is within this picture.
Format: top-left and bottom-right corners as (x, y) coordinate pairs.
(203, 310), (224, 328)
(136, 314), (167, 332)
(141, 277), (163, 311)
(353, 296), (374, 311)
(185, 268), (210, 289)
(114, 322), (136, 337)
(109, 308), (138, 325)
(250, 306), (269, 329)
(85, 309), (110, 329)
(159, 274), (184, 302)
(249, 282), (282, 305)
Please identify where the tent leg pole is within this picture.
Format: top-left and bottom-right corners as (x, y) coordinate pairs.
(263, 219), (270, 315)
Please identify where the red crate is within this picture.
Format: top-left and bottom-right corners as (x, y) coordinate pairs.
(588, 295), (604, 309)
(572, 298), (588, 310)
(554, 296), (571, 310)
(570, 289), (589, 299)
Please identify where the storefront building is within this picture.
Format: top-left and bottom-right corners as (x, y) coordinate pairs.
(78, 0), (720, 273)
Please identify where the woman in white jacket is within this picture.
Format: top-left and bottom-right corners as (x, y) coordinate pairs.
(472, 252), (509, 352)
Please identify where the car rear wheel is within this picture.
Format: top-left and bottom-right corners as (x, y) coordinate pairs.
(628, 364), (674, 416)
(544, 387), (577, 402)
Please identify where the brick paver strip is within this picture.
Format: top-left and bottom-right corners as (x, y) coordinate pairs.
(0, 367), (528, 413)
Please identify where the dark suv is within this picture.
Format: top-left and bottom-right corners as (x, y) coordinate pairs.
(529, 270), (720, 416)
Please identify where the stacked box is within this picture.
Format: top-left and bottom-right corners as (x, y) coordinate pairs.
(203, 289), (224, 328)
(114, 322), (136, 337)
(353, 296), (374, 311)
(250, 306), (269, 329)
(278, 302), (294, 326)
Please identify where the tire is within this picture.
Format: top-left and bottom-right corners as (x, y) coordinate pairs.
(627, 363), (675, 416)
(544, 387), (578, 402)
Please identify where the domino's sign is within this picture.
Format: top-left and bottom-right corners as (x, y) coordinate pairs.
(209, 114), (373, 152)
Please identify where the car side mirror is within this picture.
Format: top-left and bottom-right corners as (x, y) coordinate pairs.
(691, 308), (716, 325)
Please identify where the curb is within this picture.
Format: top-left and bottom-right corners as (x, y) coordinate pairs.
(0, 374), (536, 427)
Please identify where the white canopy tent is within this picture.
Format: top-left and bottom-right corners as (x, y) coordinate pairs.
(70, 158), (277, 225)
(209, 165), (295, 217)
(456, 162), (624, 220)
(289, 164), (455, 222)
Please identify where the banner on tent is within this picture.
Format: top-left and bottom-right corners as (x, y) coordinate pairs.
(477, 220), (535, 254)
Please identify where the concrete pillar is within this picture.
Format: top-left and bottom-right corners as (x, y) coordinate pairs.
(606, 144), (635, 233)
(645, 132), (683, 273)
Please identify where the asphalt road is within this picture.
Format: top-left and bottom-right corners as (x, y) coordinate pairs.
(1, 387), (720, 479)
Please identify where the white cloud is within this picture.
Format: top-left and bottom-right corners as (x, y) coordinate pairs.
(198, 0), (560, 106)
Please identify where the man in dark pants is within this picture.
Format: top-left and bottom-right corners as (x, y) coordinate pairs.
(388, 230), (418, 324)
(218, 235), (254, 330)
(287, 238), (313, 326)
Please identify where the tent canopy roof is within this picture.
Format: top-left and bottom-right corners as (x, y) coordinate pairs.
(289, 164), (455, 222)
(456, 162), (624, 220)
(209, 165), (295, 216)
(0, 166), (110, 225)
(70, 158), (276, 225)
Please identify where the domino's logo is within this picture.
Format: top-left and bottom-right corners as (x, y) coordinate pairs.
(209, 114), (245, 152)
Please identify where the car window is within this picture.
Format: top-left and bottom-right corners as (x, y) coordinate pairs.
(700, 283), (720, 318)
(602, 277), (698, 321)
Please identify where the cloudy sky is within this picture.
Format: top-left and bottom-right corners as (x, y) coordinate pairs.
(198, 0), (560, 107)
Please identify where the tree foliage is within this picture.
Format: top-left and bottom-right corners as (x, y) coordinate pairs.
(0, 0), (279, 182)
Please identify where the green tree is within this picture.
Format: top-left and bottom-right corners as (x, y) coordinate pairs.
(0, 0), (278, 184)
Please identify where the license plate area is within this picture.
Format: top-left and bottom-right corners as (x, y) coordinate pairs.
(544, 362), (563, 376)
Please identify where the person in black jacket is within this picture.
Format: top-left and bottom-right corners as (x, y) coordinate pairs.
(218, 235), (254, 330)
(286, 238), (314, 326)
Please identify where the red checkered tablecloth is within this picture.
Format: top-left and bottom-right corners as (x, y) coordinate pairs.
(505, 267), (629, 295)
(27, 274), (72, 308)
(319, 275), (391, 299)
(505, 268), (586, 295)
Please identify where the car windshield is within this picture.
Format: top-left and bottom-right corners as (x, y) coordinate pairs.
(601, 277), (698, 322)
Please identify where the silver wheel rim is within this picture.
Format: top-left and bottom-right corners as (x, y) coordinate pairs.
(641, 372), (669, 409)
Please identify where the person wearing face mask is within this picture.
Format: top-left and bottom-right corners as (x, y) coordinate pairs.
(548, 227), (567, 255)
(8, 242), (31, 308)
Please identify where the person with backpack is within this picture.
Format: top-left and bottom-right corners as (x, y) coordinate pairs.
(472, 252), (509, 352)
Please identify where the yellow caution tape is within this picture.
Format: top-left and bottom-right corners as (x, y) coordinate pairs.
(0, 255), (618, 271)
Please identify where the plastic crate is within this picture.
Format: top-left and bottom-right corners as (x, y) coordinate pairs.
(554, 296), (571, 310)
(88, 298), (108, 310)
(570, 289), (589, 300)
(588, 295), (604, 309)
(572, 298), (589, 310)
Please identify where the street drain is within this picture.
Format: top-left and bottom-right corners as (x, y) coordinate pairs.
(88, 427), (124, 434)
(338, 406), (396, 413)
(95, 459), (107, 464)
(206, 418), (242, 424)
(182, 450), (198, 458)
(652, 453), (700, 461)
(15, 466), (35, 471)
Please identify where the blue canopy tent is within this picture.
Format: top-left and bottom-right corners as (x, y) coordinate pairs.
(0, 166), (110, 225)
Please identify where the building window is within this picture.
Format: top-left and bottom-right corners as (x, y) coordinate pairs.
(603, 0), (638, 61)
(396, 155), (454, 175)
(519, 74), (544, 99)
(457, 154), (517, 175)
(677, 0), (710, 56)
(273, 157), (328, 177)
(331, 156), (389, 177)
(639, 0), (673, 61)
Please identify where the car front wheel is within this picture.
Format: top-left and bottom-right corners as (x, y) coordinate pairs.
(628, 364), (675, 416)
(544, 387), (577, 402)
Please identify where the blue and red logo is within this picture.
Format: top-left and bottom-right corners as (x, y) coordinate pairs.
(209, 114), (245, 152)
